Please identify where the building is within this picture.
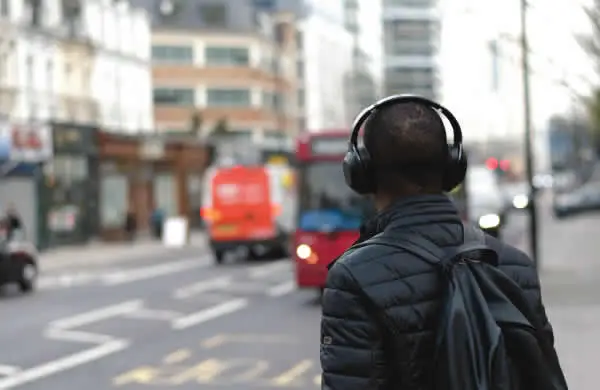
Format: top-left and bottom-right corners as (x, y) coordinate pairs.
(382, 0), (440, 99)
(0, 0), (153, 132)
(131, 0), (299, 152)
(343, 0), (383, 119)
(294, 0), (354, 131)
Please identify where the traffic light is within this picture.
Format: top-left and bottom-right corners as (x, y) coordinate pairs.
(486, 157), (498, 170)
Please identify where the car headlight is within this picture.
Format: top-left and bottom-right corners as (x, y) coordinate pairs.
(296, 244), (312, 260)
(512, 194), (528, 209)
(478, 213), (500, 229)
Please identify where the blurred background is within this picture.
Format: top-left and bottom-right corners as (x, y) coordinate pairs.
(0, 0), (598, 389)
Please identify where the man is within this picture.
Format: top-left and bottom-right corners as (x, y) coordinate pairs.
(319, 100), (558, 389)
(4, 203), (22, 239)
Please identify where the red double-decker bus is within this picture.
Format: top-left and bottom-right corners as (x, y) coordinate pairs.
(293, 131), (375, 292)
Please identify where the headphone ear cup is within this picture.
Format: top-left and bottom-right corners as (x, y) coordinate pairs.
(442, 146), (468, 192)
(343, 145), (374, 194)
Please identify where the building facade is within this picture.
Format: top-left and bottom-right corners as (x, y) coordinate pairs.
(343, 0), (383, 119)
(132, 0), (299, 151)
(382, 0), (440, 99)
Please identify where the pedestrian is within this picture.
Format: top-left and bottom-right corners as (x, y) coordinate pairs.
(4, 202), (23, 240)
(319, 95), (566, 389)
(124, 208), (137, 241)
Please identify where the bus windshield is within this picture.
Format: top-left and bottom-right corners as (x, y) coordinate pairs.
(298, 161), (374, 231)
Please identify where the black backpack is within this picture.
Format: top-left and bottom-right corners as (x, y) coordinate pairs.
(360, 224), (567, 390)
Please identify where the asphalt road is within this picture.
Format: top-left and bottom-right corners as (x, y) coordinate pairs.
(0, 195), (596, 390)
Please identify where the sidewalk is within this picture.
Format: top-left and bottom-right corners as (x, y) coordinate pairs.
(39, 231), (208, 271)
(535, 209), (600, 390)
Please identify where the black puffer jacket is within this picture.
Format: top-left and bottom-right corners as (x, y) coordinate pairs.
(320, 194), (555, 390)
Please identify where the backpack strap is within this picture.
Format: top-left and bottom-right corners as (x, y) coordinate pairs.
(354, 223), (497, 268)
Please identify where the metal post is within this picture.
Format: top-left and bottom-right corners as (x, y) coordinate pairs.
(520, 0), (539, 267)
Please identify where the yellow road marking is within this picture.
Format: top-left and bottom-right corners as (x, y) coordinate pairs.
(200, 333), (298, 349)
(271, 360), (313, 386)
(163, 349), (191, 364)
(113, 367), (158, 385)
(169, 359), (226, 384)
(200, 334), (228, 349)
(314, 374), (321, 385)
(229, 359), (270, 382)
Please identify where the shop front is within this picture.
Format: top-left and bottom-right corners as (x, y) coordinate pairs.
(0, 121), (53, 248)
(98, 133), (209, 241)
(38, 123), (99, 249)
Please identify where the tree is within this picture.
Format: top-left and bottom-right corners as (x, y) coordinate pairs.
(190, 111), (203, 135)
(211, 118), (229, 137)
(578, 0), (600, 153)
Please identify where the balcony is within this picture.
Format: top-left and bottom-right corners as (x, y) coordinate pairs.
(0, 87), (16, 117)
(54, 95), (99, 124)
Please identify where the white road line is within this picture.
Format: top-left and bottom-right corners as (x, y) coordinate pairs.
(172, 276), (232, 299)
(248, 262), (291, 279)
(0, 340), (128, 389)
(48, 300), (143, 330)
(171, 299), (248, 330)
(44, 329), (115, 345)
(0, 366), (19, 377)
(102, 259), (201, 285)
(122, 308), (182, 321)
(267, 280), (295, 297)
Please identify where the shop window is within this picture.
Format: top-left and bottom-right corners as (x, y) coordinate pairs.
(154, 174), (177, 217)
(100, 175), (127, 228)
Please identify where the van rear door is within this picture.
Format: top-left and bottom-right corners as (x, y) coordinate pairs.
(208, 166), (274, 241)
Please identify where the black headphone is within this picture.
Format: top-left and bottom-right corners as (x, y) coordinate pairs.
(342, 94), (467, 194)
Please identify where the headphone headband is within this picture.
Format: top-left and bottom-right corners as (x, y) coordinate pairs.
(349, 94), (463, 151)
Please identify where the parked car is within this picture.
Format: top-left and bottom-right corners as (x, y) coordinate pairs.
(553, 182), (600, 218)
(0, 227), (38, 293)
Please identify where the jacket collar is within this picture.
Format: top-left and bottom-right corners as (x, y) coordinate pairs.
(361, 194), (460, 238)
(328, 194), (461, 270)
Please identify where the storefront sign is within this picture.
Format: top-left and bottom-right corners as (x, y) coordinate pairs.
(140, 138), (164, 160)
(0, 123), (53, 162)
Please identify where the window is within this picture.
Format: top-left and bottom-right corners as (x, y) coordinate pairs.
(152, 45), (194, 64)
(206, 88), (251, 107)
(384, 20), (435, 55)
(198, 4), (226, 26)
(384, 0), (435, 7)
(204, 46), (249, 66)
(153, 88), (195, 105)
(298, 162), (374, 231)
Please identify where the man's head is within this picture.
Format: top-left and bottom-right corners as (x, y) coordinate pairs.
(363, 101), (448, 207)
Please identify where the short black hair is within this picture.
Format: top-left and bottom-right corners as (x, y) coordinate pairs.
(363, 101), (448, 194)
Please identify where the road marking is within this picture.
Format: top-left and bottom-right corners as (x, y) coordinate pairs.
(0, 340), (128, 389)
(163, 349), (191, 364)
(103, 260), (201, 285)
(267, 280), (295, 297)
(48, 300), (143, 329)
(200, 333), (299, 349)
(170, 359), (227, 384)
(123, 308), (181, 321)
(249, 262), (291, 279)
(172, 276), (232, 299)
(0, 366), (19, 376)
(171, 299), (248, 330)
(44, 329), (115, 344)
(314, 374), (321, 385)
(113, 366), (159, 386)
(270, 360), (314, 386)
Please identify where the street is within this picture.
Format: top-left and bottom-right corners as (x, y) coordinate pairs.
(0, 195), (597, 390)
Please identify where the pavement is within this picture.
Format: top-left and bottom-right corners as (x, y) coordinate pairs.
(0, 195), (595, 389)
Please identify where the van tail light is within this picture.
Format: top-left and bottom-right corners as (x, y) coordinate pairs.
(200, 207), (221, 222)
(271, 204), (281, 216)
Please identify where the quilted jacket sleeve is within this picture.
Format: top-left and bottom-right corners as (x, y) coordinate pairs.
(320, 262), (388, 390)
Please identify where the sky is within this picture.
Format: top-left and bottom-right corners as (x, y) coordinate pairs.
(440, 0), (597, 143)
